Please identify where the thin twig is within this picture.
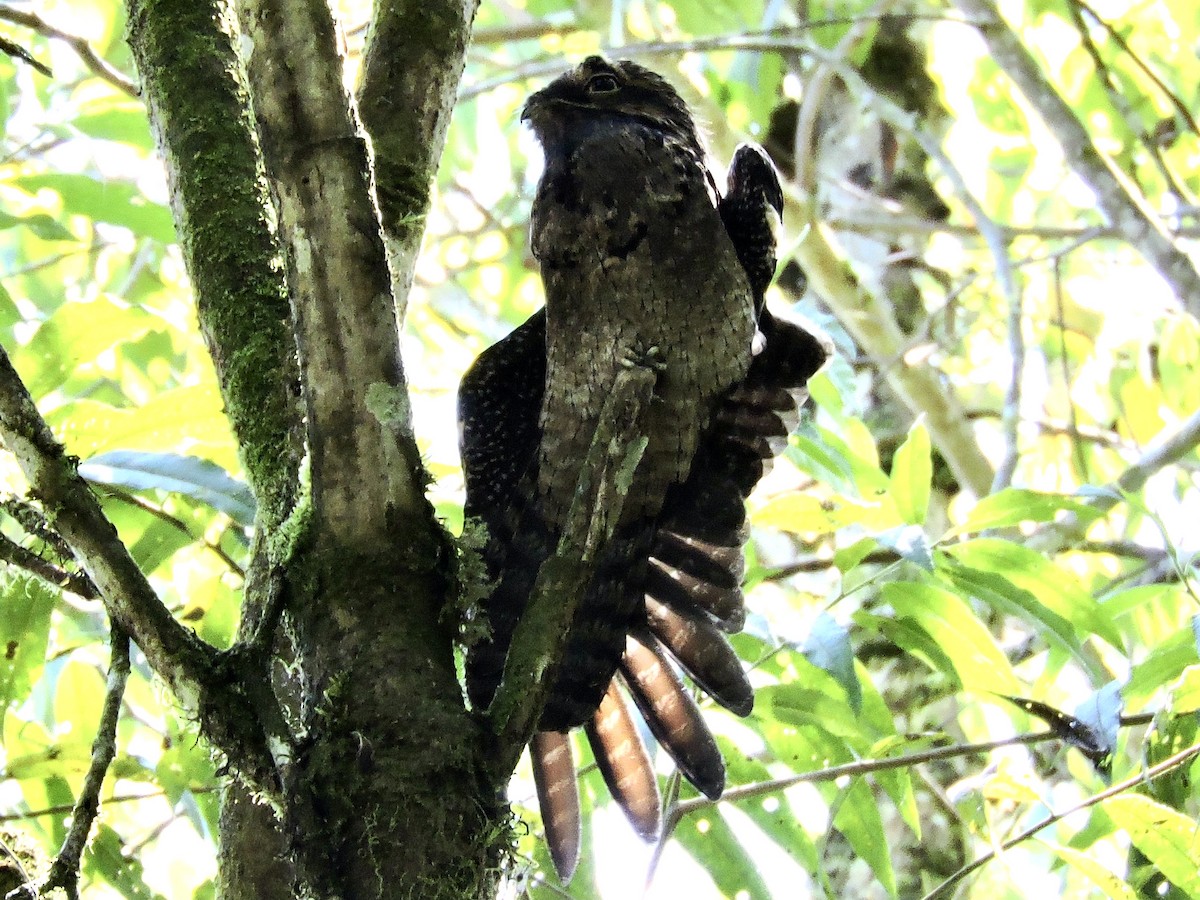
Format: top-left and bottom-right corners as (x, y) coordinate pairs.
(645, 769), (684, 892)
(669, 728), (1063, 827)
(0, 531), (97, 599)
(34, 629), (130, 900)
(96, 486), (245, 578)
(949, 0), (1200, 318)
(0, 33), (51, 77)
(1051, 257), (1090, 482)
(1029, 396), (1200, 554)
(922, 739), (1200, 899)
(799, 42), (1027, 490)
(1065, 0), (1188, 203)
(2, 497), (73, 560)
(458, 19), (987, 101)
(0, 6), (138, 97)
(1072, 0), (1200, 137)
(0, 786), (217, 824)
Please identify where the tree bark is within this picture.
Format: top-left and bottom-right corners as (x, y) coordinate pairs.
(123, 0), (509, 896)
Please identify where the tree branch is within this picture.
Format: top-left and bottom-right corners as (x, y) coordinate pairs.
(0, 343), (280, 798)
(922, 738), (1200, 899)
(235, 0), (425, 547)
(0, 6), (136, 96)
(357, 0), (481, 309)
(0, 530), (96, 600)
(124, 0), (303, 540)
(29, 629), (131, 900)
(806, 46), (1025, 492)
(948, 0), (1200, 317)
(670, 728), (1064, 824)
(793, 218), (995, 498)
(95, 487), (244, 577)
(1031, 402), (1200, 553)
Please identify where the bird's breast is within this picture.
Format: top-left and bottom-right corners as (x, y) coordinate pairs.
(532, 122), (756, 524)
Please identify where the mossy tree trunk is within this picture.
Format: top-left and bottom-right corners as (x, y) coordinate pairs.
(120, 1), (509, 897)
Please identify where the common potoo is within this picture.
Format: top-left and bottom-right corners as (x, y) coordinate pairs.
(459, 56), (829, 882)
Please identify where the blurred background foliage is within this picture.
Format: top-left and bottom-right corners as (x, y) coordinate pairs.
(1, 0), (1199, 897)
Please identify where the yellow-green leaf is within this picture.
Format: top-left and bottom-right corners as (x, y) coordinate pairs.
(889, 419), (931, 525)
(1104, 794), (1200, 899)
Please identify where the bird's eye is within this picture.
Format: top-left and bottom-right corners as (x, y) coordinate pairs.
(586, 74), (620, 94)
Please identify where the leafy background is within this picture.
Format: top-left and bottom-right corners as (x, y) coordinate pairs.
(1, 0), (1199, 897)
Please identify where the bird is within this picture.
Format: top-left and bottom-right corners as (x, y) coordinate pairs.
(458, 55), (829, 883)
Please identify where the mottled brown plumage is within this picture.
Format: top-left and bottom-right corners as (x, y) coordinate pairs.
(459, 56), (829, 883)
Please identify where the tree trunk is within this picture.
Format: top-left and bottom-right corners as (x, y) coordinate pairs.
(121, 0), (510, 896)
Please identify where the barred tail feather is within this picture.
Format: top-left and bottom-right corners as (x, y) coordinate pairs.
(641, 600), (753, 716)
(620, 633), (726, 799)
(532, 730), (582, 884)
(584, 682), (662, 840)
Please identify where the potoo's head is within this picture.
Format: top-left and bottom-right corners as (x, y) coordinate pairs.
(522, 56), (703, 158)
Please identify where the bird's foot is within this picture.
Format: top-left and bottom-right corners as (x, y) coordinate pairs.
(619, 344), (667, 373)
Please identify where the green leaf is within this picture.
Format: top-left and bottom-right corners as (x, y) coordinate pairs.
(47, 384), (237, 469)
(86, 825), (166, 899)
(802, 612), (861, 713)
(938, 555), (1104, 682)
(833, 777), (897, 898)
(856, 670), (921, 838)
(0, 574), (56, 713)
(1103, 794), (1200, 899)
(13, 173), (176, 243)
(19, 294), (159, 398)
(888, 418), (931, 525)
(718, 735), (820, 871)
(856, 611), (958, 686)
(1167, 665), (1200, 715)
(4, 742), (92, 780)
(70, 102), (154, 148)
(79, 451), (255, 526)
(674, 808), (774, 900)
(52, 657), (106, 741)
(715, 734), (820, 868)
(1037, 839), (1138, 900)
(882, 581), (1020, 693)
(950, 488), (1102, 536)
(833, 536), (879, 574)
(1126, 630), (1200, 708)
(760, 670), (866, 744)
(943, 540), (1123, 650)
(0, 210), (76, 241)
(1157, 314), (1200, 417)
(787, 432), (857, 494)
(1102, 583), (1182, 621)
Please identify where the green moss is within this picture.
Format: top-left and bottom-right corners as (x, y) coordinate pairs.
(365, 381), (412, 432)
(373, 158), (434, 243)
(128, 0), (302, 535)
(443, 517), (494, 645)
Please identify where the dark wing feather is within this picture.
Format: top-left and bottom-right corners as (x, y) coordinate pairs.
(459, 311), (550, 716)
